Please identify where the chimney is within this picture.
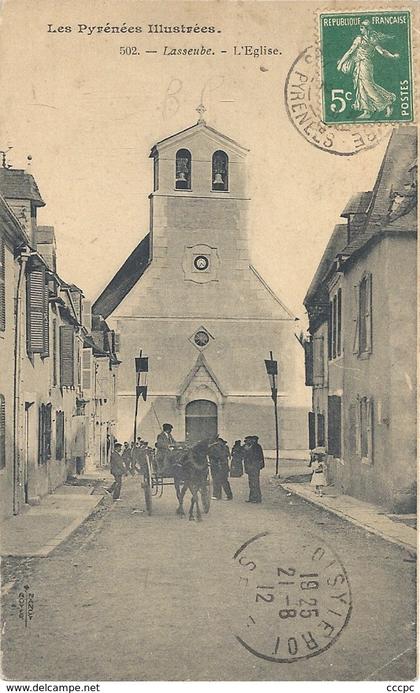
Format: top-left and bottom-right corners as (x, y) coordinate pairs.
(35, 225), (56, 272)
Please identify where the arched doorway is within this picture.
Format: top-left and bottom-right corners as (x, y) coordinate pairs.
(185, 400), (218, 443)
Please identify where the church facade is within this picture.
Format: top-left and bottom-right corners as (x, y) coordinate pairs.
(93, 117), (308, 451)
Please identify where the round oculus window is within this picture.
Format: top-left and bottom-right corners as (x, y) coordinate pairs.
(193, 255), (210, 271)
(194, 330), (210, 347)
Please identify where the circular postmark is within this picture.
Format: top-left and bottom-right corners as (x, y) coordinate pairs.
(232, 531), (352, 663)
(284, 45), (388, 156)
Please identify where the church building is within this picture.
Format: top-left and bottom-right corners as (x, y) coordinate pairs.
(93, 113), (308, 451)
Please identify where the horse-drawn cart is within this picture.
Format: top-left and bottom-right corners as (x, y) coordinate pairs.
(140, 441), (212, 519)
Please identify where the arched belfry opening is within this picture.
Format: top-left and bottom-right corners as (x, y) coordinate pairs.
(212, 150), (228, 191)
(175, 148), (192, 190)
(185, 399), (217, 443)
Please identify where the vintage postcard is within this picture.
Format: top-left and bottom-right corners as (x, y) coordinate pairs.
(0, 0), (417, 686)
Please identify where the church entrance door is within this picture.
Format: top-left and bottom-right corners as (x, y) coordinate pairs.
(185, 400), (217, 443)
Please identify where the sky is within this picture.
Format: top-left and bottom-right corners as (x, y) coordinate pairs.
(0, 0), (393, 322)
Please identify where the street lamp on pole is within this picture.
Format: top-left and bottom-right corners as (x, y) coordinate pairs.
(133, 350), (149, 442)
(264, 351), (280, 477)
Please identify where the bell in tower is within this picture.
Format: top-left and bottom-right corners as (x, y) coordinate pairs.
(175, 148), (191, 190)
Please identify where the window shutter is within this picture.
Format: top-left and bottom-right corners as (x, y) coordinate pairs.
(313, 336), (324, 386)
(0, 236), (5, 332)
(56, 410), (65, 460)
(52, 319), (57, 386)
(45, 403), (52, 461)
(304, 339), (313, 386)
(74, 338), (81, 389)
(60, 325), (75, 387)
(352, 284), (360, 354)
(27, 267), (47, 355)
(42, 282), (50, 357)
(337, 288), (342, 356)
(82, 299), (92, 331)
(38, 403), (51, 464)
(365, 273), (372, 353)
(114, 332), (121, 353)
(355, 395), (361, 456)
(82, 348), (92, 391)
(317, 413), (325, 447)
(328, 301), (332, 360)
(367, 398), (374, 464)
(38, 404), (44, 464)
(327, 396), (342, 458)
(308, 412), (316, 450)
(0, 394), (5, 469)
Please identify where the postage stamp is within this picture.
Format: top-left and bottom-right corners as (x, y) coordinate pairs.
(232, 531), (352, 663)
(284, 45), (388, 156)
(319, 10), (413, 124)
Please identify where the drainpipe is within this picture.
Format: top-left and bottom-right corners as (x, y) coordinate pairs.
(13, 248), (32, 514)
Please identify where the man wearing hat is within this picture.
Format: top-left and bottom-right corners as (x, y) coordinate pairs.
(243, 435), (265, 503)
(105, 442), (126, 500)
(155, 423), (176, 475)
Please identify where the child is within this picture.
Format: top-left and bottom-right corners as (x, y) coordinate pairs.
(310, 447), (327, 496)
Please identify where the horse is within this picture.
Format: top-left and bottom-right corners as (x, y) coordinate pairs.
(173, 439), (210, 521)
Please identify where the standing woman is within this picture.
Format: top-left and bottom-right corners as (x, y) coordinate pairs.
(337, 19), (399, 119)
(230, 440), (244, 478)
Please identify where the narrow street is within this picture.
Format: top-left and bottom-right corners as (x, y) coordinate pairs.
(1, 467), (416, 681)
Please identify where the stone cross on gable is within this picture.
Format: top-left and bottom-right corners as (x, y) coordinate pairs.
(196, 103), (206, 124)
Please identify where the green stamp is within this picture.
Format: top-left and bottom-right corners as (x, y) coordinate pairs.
(320, 11), (413, 124)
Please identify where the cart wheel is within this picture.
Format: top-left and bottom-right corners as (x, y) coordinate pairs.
(142, 458), (153, 516)
(200, 479), (211, 514)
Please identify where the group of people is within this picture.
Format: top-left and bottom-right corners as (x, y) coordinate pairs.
(207, 435), (265, 504)
(105, 437), (153, 500)
(105, 423), (266, 504)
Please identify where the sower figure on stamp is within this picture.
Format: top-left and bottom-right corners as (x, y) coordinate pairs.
(337, 19), (399, 119)
(155, 423), (176, 476)
(243, 435), (265, 503)
(105, 442), (126, 501)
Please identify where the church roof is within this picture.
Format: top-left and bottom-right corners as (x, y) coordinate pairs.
(149, 122), (249, 157)
(92, 233), (151, 318)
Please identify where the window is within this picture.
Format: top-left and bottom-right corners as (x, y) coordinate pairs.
(55, 410), (65, 461)
(175, 149), (191, 190)
(356, 396), (374, 464)
(317, 413), (325, 447)
(0, 394), (5, 469)
(82, 348), (92, 391)
(308, 411), (316, 450)
(26, 266), (49, 356)
(0, 235), (5, 332)
(313, 336), (324, 386)
(52, 318), (57, 386)
(212, 151), (228, 191)
(309, 411), (326, 450)
(353, 273), (372, 356)
(328, 287), (342, 360)
(357, 274), (372, 355)
(38, 403), (52, 464)
(60, 325), (75, 387)
(304, 339), (313, 386)
(327, 395), (341, 458)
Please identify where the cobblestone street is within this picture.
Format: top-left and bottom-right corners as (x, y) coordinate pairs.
(1, 470), (416, 681)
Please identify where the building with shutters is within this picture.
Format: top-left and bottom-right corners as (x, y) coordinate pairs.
(0, 165), (119, 520)
(93, 116), (308, 450)
(304, 127), (417, 513)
